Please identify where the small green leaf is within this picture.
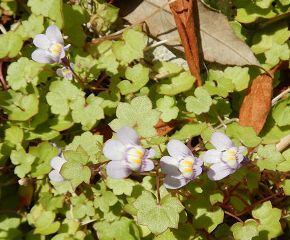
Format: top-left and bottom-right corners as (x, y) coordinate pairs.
(134, 191), (184, 234)
(252, 201), (282, 238)
(231, 219), (259, 240)
(0, 32), (23, 58)
(282, 179), (290, 196)
(71, 94), (104, 130)
(106, 178), (136, 196)
(5, 126), (23, 146)
(118, 64), (150, 95)
(185, 87), (212, 115)
(156, 96), (179, 122)
(272, 98), (290, 127)
(257, 144), (285, 171)
(11, 148), (35, 178)
(226, 122), (261, 147)
(112, 28), (147, 64)
(110, 96), (160, 138)
(157, 71), (196, 96)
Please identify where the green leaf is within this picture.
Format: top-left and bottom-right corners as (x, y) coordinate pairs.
(251, 22), (290, 54)
(110, 96), (160, 138)
(112, 28), (147, 64)
(61, 161), (91, 189)
(106, 178), (136, 196)
(171, 122), (207, 140)
(29, 142), (59, 178)
(272, 98), (290, 127)
(93, 218), (140, 240)
(133, 191), (184, 234)
(15, 14), (44, 40)
(257, 144), (285, 171)
(94, 190), (118, 213)
(185, 198), (224, 233)
(185, 87), (212, 115)
(255, 0), (274, 8)
(226, 122), (261, 147)
(27, 205), (60, 235)
(71, 194), (95, 219)
(231, 219), (259, 240)
(46, 80), (84, 116)
(71, 95), (104, 130)
(157, 71), (196, 96)
(118, 64), (150, 95)
(63, 146), (90, 165)
(223, 67), (250, 91)
(7, 57), (52, 90)
(65, 131), (103, 164)
(0, 216), (22, 240)
(63, 3), (89, 47)
(252, 201), (282, 238)
(264, 43), (290, 68)
(234, 0), (276, 23)
(156, 96), (179, 122)
(282, 179), (290, 196)
(0, 91), (39, 121)
(11, 148), (35, 178)
(28, 0), (63, 27)
(5, 126), (23, 146)
(0, 32), (23, 58)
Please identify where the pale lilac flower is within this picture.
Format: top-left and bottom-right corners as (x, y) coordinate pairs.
(48, 152), (67, 182)
(160, 140), (203, 189)
(203, 132), (247, 181)
(103, 127), (155, 179)
(56, 63), (74, 80)
(31, 25), (70, 64)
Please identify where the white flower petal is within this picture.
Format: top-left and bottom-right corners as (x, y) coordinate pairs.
(117, 127), (139, 145)
(207, 162), (235, 181)
(103, 139), (126, 161)
(31, 49), (53, 63)
(106, 161), (131, 179)
(167, 139), (192, 158)
(33, 34), (50, 49)
(49, 169), (64, 182)
(163, 175), (189, 189)
(46, 25), (64, 44)
(203, 149), (222, 164)
(50, 156), (67, 171)
(140, 159), (154, 172)
(210, 132), (233, 151)
(160, 156), (180, 177)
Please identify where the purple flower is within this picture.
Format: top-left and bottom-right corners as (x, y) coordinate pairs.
(160, 140), (203, 189)
(48, 153), (67, 182)
(203, 132), (247, 181)
(56, 63), (74, 80)
(31, 25), (70, 64)
(103, 127), (155, 179)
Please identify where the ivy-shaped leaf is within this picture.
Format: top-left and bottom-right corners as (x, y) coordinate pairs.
(134, 191), (184, 234)
(11, 149), (35, 178)
(185, 87), (212, 115)
(110, 96), (160, 138)
(156, 96), (179, 122)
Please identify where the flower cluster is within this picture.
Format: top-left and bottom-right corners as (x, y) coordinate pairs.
(100, 127), (247, 189)
(32, 25), (75, 81)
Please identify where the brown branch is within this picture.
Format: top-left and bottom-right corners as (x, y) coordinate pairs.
(169, 0), (202, 86)
(0, 62), (8, 90)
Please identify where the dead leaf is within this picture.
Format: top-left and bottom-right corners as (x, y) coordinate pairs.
(117, 0), (260, 67)
(239, 73), (273, 134)
(169, 0), (202, 86)
(239, 62), (287, 134)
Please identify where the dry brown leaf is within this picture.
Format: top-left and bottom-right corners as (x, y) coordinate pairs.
(239, 74), (273, 134)
(239, 62), (287, 134)
(118, 0), (260, 66)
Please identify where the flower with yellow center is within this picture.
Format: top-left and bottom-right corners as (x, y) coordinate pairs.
(203, 132), (247, 181)
(179, 157), (195, 179)
(160, 139), (203, 189)
(103, 127), (155, 179)
(126, 146), (145, 171)
(49, 43), (63, 56)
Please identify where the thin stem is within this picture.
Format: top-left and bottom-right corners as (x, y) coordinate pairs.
(0, 62), (8, 90)
(272, 87), (290, 106)
(224, 210), (243, 223)
(61, 57), (85, 87)
(155, 161), (161, 205)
